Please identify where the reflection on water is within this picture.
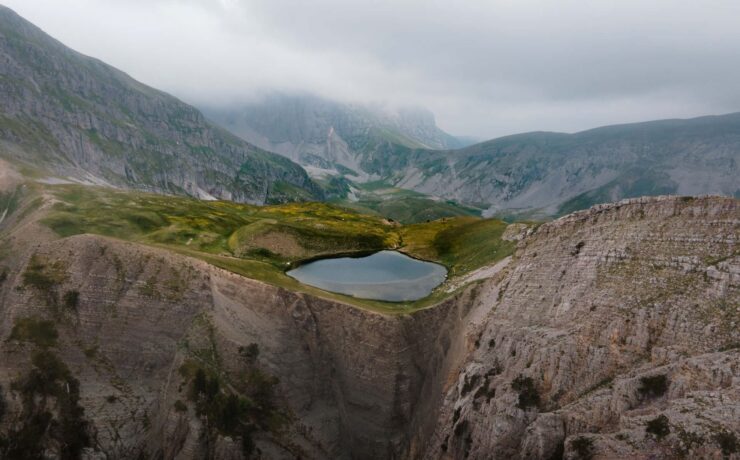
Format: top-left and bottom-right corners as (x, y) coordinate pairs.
(286, 250), (447, 301)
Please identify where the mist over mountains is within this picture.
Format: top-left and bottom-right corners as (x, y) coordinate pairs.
(0, 2), (737, 217)
(206, 93), (740, 217)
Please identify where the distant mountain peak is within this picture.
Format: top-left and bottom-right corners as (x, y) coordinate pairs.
(203, 92), (469, 177)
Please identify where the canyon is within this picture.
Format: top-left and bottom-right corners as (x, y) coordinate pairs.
(0, 177), (737, 458)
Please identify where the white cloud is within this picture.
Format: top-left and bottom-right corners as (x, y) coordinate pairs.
(4, 0), (740, 138)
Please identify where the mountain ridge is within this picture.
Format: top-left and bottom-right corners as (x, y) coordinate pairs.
(0, 5), (322, 204)
(203, 92), (468, 178)
(207, 88), (740, 216)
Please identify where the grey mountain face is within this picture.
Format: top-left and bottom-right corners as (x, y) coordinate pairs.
(213, 91), (740, 216)
(204, 93), (467, 178)
(388, 114), (740, 216)
(0, 6), (322, 204)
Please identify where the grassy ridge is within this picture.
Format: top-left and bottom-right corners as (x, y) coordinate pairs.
(41, 185), (516, 312)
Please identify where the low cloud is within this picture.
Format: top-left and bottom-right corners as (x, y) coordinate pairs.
(5, 0), (740, 138)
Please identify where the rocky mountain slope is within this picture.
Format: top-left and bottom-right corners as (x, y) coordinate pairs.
(211, 88), (740, 217)
(423, 196), (740, 459)
(204, 93), (466, 178)
(0, 6), (321, 204)
(0, 164), (737, 459)
(387, 115), (740, 217)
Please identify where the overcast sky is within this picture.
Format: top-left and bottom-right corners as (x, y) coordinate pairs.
(5, 0), (740, 138)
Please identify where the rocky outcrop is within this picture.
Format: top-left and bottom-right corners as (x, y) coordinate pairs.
(0, 6), (322, 204)
(0, 195), (737, 459)
(423, 196), (740, 459)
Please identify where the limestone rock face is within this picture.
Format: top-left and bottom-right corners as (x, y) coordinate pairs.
(423, 196), (740, 459)
(0, 196), (737, 460)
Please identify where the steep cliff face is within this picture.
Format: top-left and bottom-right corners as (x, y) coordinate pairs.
(424, 196), (740, 459)
(0, 6), (321, 204)
(0, 211), (485, 459)
(0, 193), (737, 460)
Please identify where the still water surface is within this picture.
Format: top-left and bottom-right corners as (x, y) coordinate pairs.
(286, 250), (447, 301)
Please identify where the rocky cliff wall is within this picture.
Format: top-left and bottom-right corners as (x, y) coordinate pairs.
(0, 195), (737, 460)
(423, 196), (739, 459)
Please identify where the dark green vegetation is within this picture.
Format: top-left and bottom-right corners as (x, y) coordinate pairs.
(9, 316), (59, 348)
(645, 415), (671, 439)
(179, 343), (285, 458)
(511, 375), (540, 410)
(0, 348), (91, 459)
(40, 184), (516, 312)
(0, 6), (321, 205)
(714, 431), (738, 456)
(570, 436), (594, 460)
(337, 182), (481, 224)
(638, 375), (669, 399)
(17, 251), (81, 316)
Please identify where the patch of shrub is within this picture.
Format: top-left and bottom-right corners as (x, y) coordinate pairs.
(63, 290), (80, 309)
(246, 248), (276, 259)
(185, 362), (282, 457)
(547, 440), (565, 460)
(570, 436), (593, 460)
(174, 399), (188, 412)
(714, 430), (738, 456)
(638, 374), (669, 398)
(473, 384), (495, 402)
(571, 241), (585, 256)
(512, 375), (540, 410)
(0, 269), (7, 284)
(83, 345), (98, 359)
(461, 374), (481, 396)
(9, 316), (58, 348)
(645, 415), (670, 439)
(239, 343), (260, 363)
(2, 349), (91, 459)
(485, 360), (502, 378)
(21, 255), (66, 306)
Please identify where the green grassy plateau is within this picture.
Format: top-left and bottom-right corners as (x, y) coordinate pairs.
(40, 185), (516, 313)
